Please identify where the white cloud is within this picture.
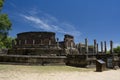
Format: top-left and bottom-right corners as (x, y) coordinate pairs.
(7, 1), (81, 42)
(21, 15), (53, 31)
(20, 9), (81, 39)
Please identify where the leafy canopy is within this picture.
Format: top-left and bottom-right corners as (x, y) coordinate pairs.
(113, 46), (120, 54)
(0, 0), (4, 9)
(0, 36), (13, 48)
(0, 0), (12, 49)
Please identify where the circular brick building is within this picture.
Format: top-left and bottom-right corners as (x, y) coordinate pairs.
(14, 31), (56, 48)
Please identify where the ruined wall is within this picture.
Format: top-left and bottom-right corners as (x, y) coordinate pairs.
(0, 55), (66, 65)
(77, 43), (94, 54)
(64, 34), (75, 49)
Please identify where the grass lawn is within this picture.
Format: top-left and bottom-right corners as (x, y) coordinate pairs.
(0, 64), (95, 73)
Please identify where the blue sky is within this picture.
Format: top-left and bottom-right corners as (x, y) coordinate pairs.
(2, 0), (120, 48)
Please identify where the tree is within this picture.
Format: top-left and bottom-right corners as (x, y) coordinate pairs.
(0, 0), (12, 49)
(0, 0), (4, 10)
(113, 46), (120, 54)
(0, 14), (12, 41)
(0, 36), (13, 48)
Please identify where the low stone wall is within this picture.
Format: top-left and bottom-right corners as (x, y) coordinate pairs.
(66, 54), (120, 68)
(0, 55), (66, 65)
(66, 55), (90, 67)
(8, 49), (65, 56)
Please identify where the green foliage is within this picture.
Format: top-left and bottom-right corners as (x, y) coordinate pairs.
(0, 36), (13, 49)
(0, 64), (95, 72)
(113, 46), (120, 54)
(0, 0), (4, 11)
(0, 0), (12, 49)
(0, 14), (12, 41)
(0, 14), (12, 30)
(106, 51), (110, 54)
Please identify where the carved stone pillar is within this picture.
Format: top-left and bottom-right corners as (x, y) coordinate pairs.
(104, 41), (107, 54)
(79, 43), (82, 54)
(94, 39), (97, 54)
(25, 40), (27, 44)
(85, 38), (88, 54)
(97, 43), (99, 54)
(33, 40), (35, 45)
(40, 40), (42, 45)
(56, 38), (59, 48)
(19, 40), (21, 45)
(110, 40), (113, 54)
(12, 40), (15, 48)
(101, 41), (103, 53)
(49, 40), (51, 45)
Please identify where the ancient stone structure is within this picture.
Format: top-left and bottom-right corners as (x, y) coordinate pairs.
(77, 43), (94, 54)
(5, 31), (74, 65)
(0, 31), (119, 68)
(64, 34), (75, 49)
(9, 31), (78, 56)
(77, 39), (94, 54)
(13, 32), (56, 49)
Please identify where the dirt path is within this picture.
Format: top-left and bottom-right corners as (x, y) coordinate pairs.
(0, 69), (120, 80)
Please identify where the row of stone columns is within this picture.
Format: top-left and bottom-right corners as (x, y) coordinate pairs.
(84, 38), (114, 54)
(17, 39), (52, 45)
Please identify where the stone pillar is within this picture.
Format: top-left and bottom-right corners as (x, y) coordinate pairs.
(101, 41), (103, 53)
(66, 41), (68, 49)
(40, 40), (42, 45)
(25, 40), (27, 44)
(70, 41), (74, 48)
(56, 38), (59, 48)
(12, 40), (15, 48)
(19, 40), (21, 45)
(79, 43), (82, 54)
(49, 39), (51, 45)
(14, 40), (17, 45)
(110, 40), (113, 54)
(94, 39), (97, 54)
(104, 41), (107, 54)
(33, 40), (35, 45)
(85, 38), (88, 54)
(97, 43), (99, 54)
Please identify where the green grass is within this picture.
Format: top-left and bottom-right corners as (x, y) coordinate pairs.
(0, 64), (95, 73)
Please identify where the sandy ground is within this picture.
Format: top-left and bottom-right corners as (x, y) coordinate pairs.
(0, 68), (120, 80)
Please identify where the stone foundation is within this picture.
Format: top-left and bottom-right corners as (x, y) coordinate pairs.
(0, 55), (66, 65)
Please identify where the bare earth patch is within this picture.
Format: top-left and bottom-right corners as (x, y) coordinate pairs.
(0, 64), (120, 80)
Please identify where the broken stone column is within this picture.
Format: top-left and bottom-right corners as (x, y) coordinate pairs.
(12, 40), (15, 48)
(97, 43), (99, 54)
(49, 39), (51, 45)
(104, 41), (107, 54)
(101, 41), (103, 53)
(19, 40), (21, 45)
(94, 39), (97, 54)
(110, 40), (113, 54)
(70, 41), (73, 48)
(56, 38), (59, 49)
(79, 43), (82, 54)
(25, 40), (27, 44)
(85, 38), (88, 54)
(33, 40), (35, 45)
(40, 40), (42, 45)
